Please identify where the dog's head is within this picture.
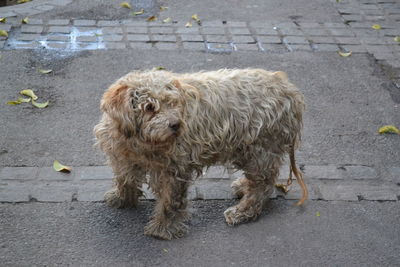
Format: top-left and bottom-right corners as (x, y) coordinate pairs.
(100, 71), (197, 146)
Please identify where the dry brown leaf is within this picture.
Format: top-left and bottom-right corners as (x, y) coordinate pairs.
(275, 183), (289, 193)
(146, 16), (157, 22)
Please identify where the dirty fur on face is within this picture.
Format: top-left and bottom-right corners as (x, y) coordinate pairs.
(94, 68), (307, 240)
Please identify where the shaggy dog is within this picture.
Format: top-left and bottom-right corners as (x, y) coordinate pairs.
(94, 68), (307, 240)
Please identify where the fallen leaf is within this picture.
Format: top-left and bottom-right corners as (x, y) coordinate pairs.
(32, 99), (49, 108)
(162, 17), (172, 23)
(95, 33), (103, 37)
(7, 100), (22, 105)
(120, 2), (132, 9)
(133, 9), (144, 15)
(372, 24), (381, 30)
(160, 6), (168, 11)
(154, 66), (165, 70)
(0, 30), (8, 37)
(378, 125), (400, 134)
(191, 14), (200, 22)
(336, 0), (341, 2)
(394, 36), (400, 42)
(162, 248), (168, 253)
(275, 183), (289, 193)
(0, 18), (6, 23)
(18, 97), (31, 103)
(316, 211), (321, 217)
(38, 69), (52, 74)
(20, 89), (38, 100)
(53, 160), (72, 173)
(146, 16), (157, 22)
(21, 17), (29, 24)
(337, 51), (352, 57)
(185, 22), (192, 28)
(17, 0), (31, 3)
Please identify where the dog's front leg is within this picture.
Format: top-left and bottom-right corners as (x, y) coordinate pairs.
(144, 171), (190, 240)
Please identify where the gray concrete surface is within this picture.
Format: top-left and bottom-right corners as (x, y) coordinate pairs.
(1, 200), (399, 266)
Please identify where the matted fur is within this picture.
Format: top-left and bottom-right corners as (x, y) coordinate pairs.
(94, 68), (306, 240)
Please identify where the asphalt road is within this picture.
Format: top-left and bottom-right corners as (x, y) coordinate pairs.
(1, 200), (399, 266)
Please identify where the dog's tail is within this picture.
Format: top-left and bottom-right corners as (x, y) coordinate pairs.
(288, 144), (308, 206)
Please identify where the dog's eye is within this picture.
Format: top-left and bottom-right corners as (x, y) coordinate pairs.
(145, 103), (155, 112)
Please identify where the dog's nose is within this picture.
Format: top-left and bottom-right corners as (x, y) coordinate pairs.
(169, 122), (180, 132)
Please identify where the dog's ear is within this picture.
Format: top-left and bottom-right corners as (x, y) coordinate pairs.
(168, 79), (200, 100)
(273, 71), (288, 81)
(101, 83), (129, 114)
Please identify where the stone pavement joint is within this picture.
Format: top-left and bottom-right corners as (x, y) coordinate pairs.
(0, 165), (399, 203)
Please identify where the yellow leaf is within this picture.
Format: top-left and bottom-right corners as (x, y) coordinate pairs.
(378, 125), (400, 134)
(21, 17), (29, 24)
(337, 51), (352, 57)
(0, 18), (6, 23)
(275, 183), (289, 193)
(32, 99), (49, 108)
(7, 100), (22, 105)
(162, 248), (168, 253)
(146, 16), (157, 22)
(160, 6), (168, 11)
(372, 24), (381, 30)
(132, 9), (144, 15)
(394, 36), (400, 42)
(0, 30), (8, 37)
(185, 22), (192, 28)
(53, 160), (72, 173)
(38, 69), (52, 74)
(162, 17), (172, 23)
(95, 33), (103, 37)
(20, 89), (38, 100)
(316, 212), (321, 217)
(17, 0), (31, 3)
(120, 2), (132, 9)
(18, 97), (31, 103)
(154, 66), (165, 70)
(191, 14), (200, 22)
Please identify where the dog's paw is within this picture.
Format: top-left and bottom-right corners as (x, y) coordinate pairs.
(104, 189), (125, 208)
(144, 219), (189, 240)
(224, 205), (258, 226)
(231, 178), (246, 198)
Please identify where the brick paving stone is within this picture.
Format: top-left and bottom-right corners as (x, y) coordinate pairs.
(341, 45), (367, 53)
(0, 36), (7, 41)
(309, 36), (336, 44)
(37, 167), (74, 181)
(127, 34), (150, 41)
(385, 59), (400, 68)
(104, 42), (127, 49)
(207, 42), (233, 53)
(234, 43), (260, 51)
(229, 27), (251, 35)
(0, 167), (38, 180)
(383, 29), (400, 36)
(259, 43), (288, 53)
(302, 28), (330, 36)
(323, 22), (347, 28)
(313, 44), (340, 52)
(335, 37), (361, 44)
(201, 166), (230, 179)
(284, 36), (309, 44)
(317, 184), (359, 201)
(249, 21), (274, 28)
(257, 36), (281, 43)
(103, 35), (124, 42)
(226, 21), (247, 27)
(30, 183), (76, 202)
(46, 35), (70, 41)
(201, 21), (223, 27)
(98, 20), (120, 27)
(231, 35), (255, 43)
(0, 41), (4, 49)
(152, 34), (176, 42)
(205, 35), (227, 43)
(342, 15), (363, 21)
(0, 24), (11, 31)
(75, 27), (97, 32)
(361, 37), (388, 45)
(180, 34), (203, 42)
(16, 33), (41, 41)
(388, 167), (400, 183)
(103, 27), (123, 34)
(126, 26), (148, 34)
(155, 42), (180, 50)
(77, 36), (98, 42)
(149, 27), (174, 34)
(349, 22), (374, 28)
(14, 42), (41, 49)
(275, 182), (320, 200)
(182, 41), (206, 51)
(372, 51), (395, 60)
(0, 11), (17, 18)
(48, 26), (71, 34)
(47, 42), (68, 49)
(329, 28), (355, 36)
(47, 19), (70, 25)
(75, 166), (112, 180)
(254, 27), (280, 35)
(0, 183), (30, 202)
(176, 27), (200, 34)
(129, 42), (153, 49)
(34, 5), (55, 11)
(21, 25), (43, 33)
(202, 27), (225, 35)
(364, 15), (385, 21)
(122, 20), (148, 26)
(289, 44), (312, 51)
(73, 20), (96, 26)
(298, 22), (323, 28)
(194, 179), (234, 199)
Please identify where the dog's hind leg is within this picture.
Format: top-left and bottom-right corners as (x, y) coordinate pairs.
(104, 162), (146, 209)
(144, 171), (191, 240)
(225, 147), (284, 225)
